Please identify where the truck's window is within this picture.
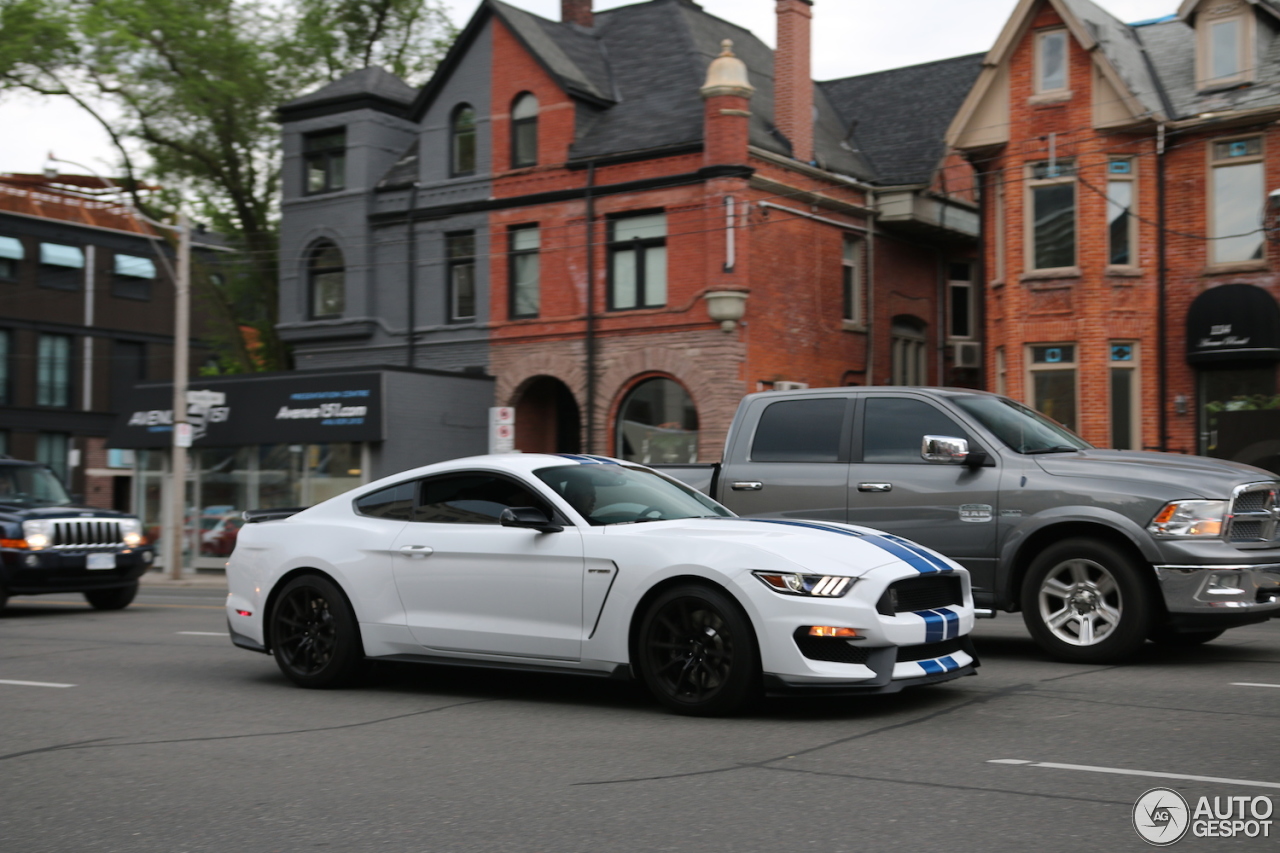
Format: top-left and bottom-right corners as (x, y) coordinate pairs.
(751, 399), (846, 462)
(862, 398), (972, 463)
(952, 394), (1090, 453)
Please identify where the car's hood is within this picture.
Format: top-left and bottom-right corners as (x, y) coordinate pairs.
(603, 517), (954, 576)
(1032, 449), (1276, 497)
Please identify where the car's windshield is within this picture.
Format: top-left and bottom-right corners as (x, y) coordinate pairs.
(951, 394), (1091, 454)
(534, 463), (733, 526)
(0, 465), (73, 507)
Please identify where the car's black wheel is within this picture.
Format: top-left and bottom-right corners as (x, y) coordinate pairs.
(637, 584), (759, 716)
(269, 575), (364, 688)
(1021, 538), (1153, 664)
(0, 589), (8, 610)
(84, 582), (138, 611)
(1147, 625), (1225, 646)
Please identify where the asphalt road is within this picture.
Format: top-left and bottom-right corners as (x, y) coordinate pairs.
(2, 583), (1278, 852)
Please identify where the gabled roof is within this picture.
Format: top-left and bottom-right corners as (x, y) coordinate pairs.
(1137, 14), (1280, 119)
(1178, 0), (1280, 24)
(820, 53), (984, 186)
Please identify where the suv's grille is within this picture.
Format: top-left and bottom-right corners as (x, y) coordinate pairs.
(1227, 484), (1280, 544)
(50, 519), (125, 551)
(877, 575), (963, 616)
(897, 637), (966, 662)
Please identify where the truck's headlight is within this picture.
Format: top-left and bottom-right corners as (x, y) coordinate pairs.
(21, 519), (53, 550)
(1148, 500), (1227, 537)
(119, 518), (145, 548)
(752, 571), (854, 597)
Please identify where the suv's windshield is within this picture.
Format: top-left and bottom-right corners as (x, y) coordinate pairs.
(952, 394), (1091, 454)
(0, 465), (73, 507)
(534, 463), (733, 526)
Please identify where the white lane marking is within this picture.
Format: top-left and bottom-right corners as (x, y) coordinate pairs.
(989, 759), (1280, 791)
(1232, 682), (1280, 689)
(0, 679), (75, 688)
(176, 631), (227, 637)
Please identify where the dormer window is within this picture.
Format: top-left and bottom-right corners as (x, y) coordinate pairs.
(1035, 29), (1069, 95)
(1210, 17), (1242, 78)
(304, 129), (346, 195)
(1194, 2), (1254, 89)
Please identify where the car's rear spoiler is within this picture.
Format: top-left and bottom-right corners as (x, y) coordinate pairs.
(242, 507), (309, 524)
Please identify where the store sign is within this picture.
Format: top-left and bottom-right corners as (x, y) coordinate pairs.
(1187, 284), (1280, 364)
(108, 372), (385, 448)
(489, 406), (516, 454)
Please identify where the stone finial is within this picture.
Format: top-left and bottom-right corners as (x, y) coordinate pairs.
(701, 39), (755, 99)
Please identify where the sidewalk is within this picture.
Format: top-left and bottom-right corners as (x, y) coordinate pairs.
(139, 570), (227, 589)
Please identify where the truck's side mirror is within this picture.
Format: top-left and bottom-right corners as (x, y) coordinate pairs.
(922, 435), (969, 463)
(499, 506), (563, 533)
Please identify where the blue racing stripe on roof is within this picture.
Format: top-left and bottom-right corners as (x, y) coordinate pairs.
(724, 517), (863, 537)
(860, 534), (941, 574)
(553, 454), (601, 464)
(880, 533), (954, 573)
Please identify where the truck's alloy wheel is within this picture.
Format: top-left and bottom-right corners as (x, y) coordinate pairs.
(83, 582), (138, 611)
(1021, 538), (1152, 663)
(269, 575), (364, 688)
(638, 585), (759, 716)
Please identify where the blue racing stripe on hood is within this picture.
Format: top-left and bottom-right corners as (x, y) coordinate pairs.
(879, 533), (954, 574)
(719, 517), (863, 537)
(860, 533), (943, 575)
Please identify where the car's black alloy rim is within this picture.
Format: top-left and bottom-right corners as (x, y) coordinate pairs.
(274, 586), (338, 675)
(645, 598), (734, 703)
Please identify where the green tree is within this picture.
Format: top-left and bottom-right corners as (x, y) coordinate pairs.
(0, 0), (454, 371)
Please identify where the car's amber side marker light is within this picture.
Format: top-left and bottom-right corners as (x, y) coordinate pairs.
(808, 626), (858, 638)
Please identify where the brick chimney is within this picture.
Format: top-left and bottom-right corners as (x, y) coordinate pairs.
(774, 0), (814, 163)
(562, 0), (593, 27)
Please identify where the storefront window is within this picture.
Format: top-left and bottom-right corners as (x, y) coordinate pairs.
(615, 378), (698, 464)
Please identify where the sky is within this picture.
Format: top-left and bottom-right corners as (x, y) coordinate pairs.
(0, 0), (1178, 177)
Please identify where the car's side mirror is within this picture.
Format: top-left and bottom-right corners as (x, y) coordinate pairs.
(922, 435), (969, 464)
(499, 506), (563, 533)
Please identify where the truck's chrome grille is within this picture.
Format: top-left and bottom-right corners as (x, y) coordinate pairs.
(1227, 483), (1280, 544)
(50, 519), (125, 551)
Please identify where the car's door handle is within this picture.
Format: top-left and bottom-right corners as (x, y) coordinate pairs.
(398, 544), (434, 558)
(857, 482), (893, 492)
(731, 481), (763, 491)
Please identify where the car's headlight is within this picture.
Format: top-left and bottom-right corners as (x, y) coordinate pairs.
(752, 571), (854, 597)
(21, 519), (53, 550)
(119, 518), (145, 548)
(1148, 500), (1227, 537)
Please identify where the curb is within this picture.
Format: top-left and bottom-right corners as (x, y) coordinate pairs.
(140, 572), (227, 589)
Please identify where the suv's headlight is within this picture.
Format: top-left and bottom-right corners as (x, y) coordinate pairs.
(21, 519), (53, 550)
(119, 518), (144, 548)
(752, 571), (854, 597)
(1148, 500), (1227, 537)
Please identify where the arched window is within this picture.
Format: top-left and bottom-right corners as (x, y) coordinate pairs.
(308, 241), (345, 319)
(451, 104), (477, 177)
(510, 93), (538, 168)
(615, 377), (699, 463)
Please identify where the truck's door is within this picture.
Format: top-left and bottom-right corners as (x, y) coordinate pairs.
(718, 395), (852, 522)
(846, 393), (1000, 592)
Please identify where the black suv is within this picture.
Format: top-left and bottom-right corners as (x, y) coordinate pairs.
(0, 459), (153, 610)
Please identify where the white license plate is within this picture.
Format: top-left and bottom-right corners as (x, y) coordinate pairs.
(87, 553), (117, 570)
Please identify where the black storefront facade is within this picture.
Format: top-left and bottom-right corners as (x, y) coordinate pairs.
(108, 366), (493, 570)
(1187, 283), (1280, 474)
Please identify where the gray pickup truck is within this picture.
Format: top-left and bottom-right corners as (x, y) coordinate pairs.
(655, 386), (1280, 663)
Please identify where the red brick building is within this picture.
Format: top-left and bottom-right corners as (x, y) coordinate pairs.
(279, 0), (983, 462)
(949, 0), (1280, 472)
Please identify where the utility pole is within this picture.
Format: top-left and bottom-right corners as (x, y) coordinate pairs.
(167, 214), (191, 579)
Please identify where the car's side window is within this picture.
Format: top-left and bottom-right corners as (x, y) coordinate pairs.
(414, 473), (549, 525)
(862, 397), (972, 464)
(354, 481), (416, 520)
(750, 398), (849, 462)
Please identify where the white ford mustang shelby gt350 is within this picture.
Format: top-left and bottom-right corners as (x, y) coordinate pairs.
(226, 453), (977, 715)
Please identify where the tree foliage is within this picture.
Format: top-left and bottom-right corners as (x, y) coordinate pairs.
(0, 0), (455, 372)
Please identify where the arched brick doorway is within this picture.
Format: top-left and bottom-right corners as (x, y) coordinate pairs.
(515, 376), (581, 454)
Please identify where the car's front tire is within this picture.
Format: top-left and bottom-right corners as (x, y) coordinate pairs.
(269, 575), (365, 688)
(637, 584), (759, 716)
(84, 582), (138, 611)
(1021, 538), (1153, 663)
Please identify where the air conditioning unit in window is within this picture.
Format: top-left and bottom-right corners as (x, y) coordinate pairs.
(772, 381), (810, 391)
(952, 341), (982, 369)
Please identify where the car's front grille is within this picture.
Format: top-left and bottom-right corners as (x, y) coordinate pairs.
(877, 575), (963, 616)
(50, 519), (125, 551)
(897, 637), (966, 662)
(1227, 484), (1280, 544)
(792, 629), (872, 664)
